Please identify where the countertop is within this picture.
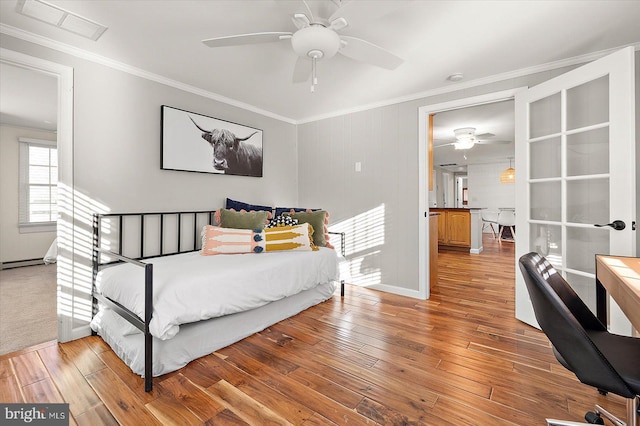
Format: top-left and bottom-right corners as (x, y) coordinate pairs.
(430, 207), (484, 211)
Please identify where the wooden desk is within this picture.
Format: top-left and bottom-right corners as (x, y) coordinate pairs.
(595, 255), (640, 332)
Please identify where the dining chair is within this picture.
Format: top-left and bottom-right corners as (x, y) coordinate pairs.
(497, 209), (516, 242)
(481, 210), (498, 239)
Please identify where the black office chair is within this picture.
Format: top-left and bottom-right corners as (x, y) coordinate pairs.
(519, 252), (640, 426)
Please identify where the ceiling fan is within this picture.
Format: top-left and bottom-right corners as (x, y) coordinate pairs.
(200, 0), (407, 92)
(435, 127), (511, 150)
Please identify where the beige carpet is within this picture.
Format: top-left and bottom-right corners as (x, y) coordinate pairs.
(0, 264), (57, 355)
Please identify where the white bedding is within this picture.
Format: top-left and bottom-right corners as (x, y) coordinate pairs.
(44, 238), (57, 264)
(91, 281), (336, 376)
(96, 247), (339, 340)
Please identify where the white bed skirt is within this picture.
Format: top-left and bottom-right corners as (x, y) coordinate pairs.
(90, 280), (336, 377)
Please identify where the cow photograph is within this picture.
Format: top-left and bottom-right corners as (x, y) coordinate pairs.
(161, 105), (263, 177)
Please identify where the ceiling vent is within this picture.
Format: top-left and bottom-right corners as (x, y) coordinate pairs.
(16, 0), (108, 41)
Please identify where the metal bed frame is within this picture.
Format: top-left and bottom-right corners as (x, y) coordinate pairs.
(91, 210), (345, 392)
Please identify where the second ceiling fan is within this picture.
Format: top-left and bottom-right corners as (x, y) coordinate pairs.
(200, 0), (408, 92)
(435, 127), (511, 150)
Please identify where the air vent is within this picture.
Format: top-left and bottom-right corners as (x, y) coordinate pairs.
(16, 0), (108, 41)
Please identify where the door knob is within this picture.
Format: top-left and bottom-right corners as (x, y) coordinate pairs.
(594, 220), (626, 231)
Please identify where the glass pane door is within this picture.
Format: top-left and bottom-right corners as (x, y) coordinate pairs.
(527, 77), (610, 313)
(515, 47), (636, 334)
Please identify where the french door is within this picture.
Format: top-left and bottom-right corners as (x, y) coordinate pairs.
(514, 47), (636, 335)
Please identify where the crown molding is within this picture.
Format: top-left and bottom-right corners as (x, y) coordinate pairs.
(295, 41), (640, 124)
(3, 23), (639, 126)
(0, 23), (297, 125)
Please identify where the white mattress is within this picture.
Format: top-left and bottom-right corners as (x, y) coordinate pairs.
(91, 281), (336, 377)
(96, 247), (339, 340)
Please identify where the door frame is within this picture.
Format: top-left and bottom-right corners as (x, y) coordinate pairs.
(0, 48), (75, 342)
(418, 88), (526, 299)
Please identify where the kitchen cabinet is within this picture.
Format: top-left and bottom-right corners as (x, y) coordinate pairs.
(431, 208), (471, 249)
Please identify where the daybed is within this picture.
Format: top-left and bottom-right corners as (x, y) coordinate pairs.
(90, 209), (344, 392)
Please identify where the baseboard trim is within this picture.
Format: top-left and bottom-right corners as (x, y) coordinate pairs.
(71, 325), (92, 342)
(362, 283), (425, 300)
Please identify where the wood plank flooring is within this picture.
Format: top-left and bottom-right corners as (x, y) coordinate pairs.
(0, 236), (627, 425)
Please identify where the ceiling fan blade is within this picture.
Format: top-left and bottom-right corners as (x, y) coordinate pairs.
(339, 36), (403, 70)
(476, 140), (512, 145)
(475, 132), (495, 139)
(292, 56), (311, 83)
(329, 16), (348, 31)
(291, 13), (310, 29)
(300, 0), (315, 22)
(329, 0), (412, 23)
(434, 142), (457, 148)
(202, 32), (292, 48)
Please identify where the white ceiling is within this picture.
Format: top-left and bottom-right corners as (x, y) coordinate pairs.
(1, 0), (639, 125)
(433, 100), (514, 171)
(0, 61), (57, 131)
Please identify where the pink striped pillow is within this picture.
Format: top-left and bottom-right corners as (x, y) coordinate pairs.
(200, 226), (264, 255)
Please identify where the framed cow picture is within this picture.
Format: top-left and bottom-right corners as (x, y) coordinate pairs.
(161, 105), (263, 177)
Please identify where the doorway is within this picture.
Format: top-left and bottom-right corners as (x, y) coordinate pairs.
(0, 48), (74, 343)
(417, 88), (524, 299)
(456, 176), (467, 208)
(0, 60), (59, 354)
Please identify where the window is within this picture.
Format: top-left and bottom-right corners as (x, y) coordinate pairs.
(19, 137), (57, 232)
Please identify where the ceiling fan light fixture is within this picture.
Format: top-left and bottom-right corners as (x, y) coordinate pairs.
(291, 25), (340, 59)
(454, 139), (475, 150)
(453, 127), (476, 149)
(291, 25), (341, 92)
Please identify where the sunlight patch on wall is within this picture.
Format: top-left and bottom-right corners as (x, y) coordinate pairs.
(330, 204), (385, 287)
(57, 183), (110, 334)
(343, 250), (383, 287)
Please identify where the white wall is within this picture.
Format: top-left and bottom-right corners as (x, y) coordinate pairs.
(298, 65), (588, 294)
(300, 50), (640, 296)
(0, 125), (57, 263)
(298, 104), (418, 294)
(467, 161), (516, 210)
(0, 35), (299, 338)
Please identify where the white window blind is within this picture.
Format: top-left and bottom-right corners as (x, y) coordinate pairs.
(19, 137), (58, 232)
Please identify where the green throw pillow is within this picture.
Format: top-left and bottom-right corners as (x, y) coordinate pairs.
(219, 209), (268, 230)
(286, 210), (327, 247)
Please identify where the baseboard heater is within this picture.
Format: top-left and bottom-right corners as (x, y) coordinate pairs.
(0, 258), (45, 270)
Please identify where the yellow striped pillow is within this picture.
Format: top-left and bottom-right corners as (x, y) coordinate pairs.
(264, 223), (318, 252)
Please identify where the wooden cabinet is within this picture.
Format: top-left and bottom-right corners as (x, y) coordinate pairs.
(431, 209), (471, 249)
(446, 210), (471, 246)
(436, 211), (447, 244)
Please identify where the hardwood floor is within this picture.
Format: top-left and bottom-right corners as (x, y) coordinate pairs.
(0, 236), (627, 425)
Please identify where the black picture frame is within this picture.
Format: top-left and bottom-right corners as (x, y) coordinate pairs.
(161, 105), (263, 177)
